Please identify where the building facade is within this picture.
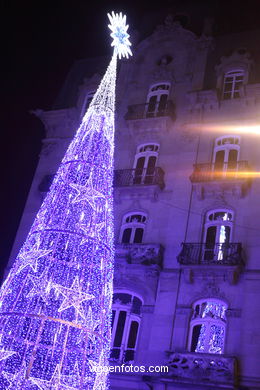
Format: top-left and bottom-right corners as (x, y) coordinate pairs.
(7, 15), (260, 390)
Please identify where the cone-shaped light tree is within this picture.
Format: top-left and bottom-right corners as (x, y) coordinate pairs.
(0, 12), (132, 390)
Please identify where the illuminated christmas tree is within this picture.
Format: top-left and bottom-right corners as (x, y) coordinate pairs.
(0, 12), (132, 389)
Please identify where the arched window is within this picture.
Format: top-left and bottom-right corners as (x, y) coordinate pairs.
(213, 136), (240, 173)
(146, 82), (170, 117)
(111, 292), (142, 362)
(120, 212), (147, 244)
(189, 299), (227, 354)
(203, 209), (234, 262)
(80, 90), (95, 118)
(222, 70), (244, 100)
(133, 143), (160, 185)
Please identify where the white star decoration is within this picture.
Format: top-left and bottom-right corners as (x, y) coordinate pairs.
(30, 365), (76, 390)
(89, 352), (108, 390)
(0, 349), (17, 362)
(108, 11), (132, 59)
(2, 361), (29, 389)
(53, 276), (95, 320)
(70, 174), (105, 211)
(27, 268), (52, 301)
(16, 239), (52, 274)
(77, 221), (105, 245)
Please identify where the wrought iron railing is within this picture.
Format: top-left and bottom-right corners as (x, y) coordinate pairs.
(116, 243), (164, 267)
(124, 100), (175, 120)
(166, 351), (238, 385)
(190, 161), (249, 182)
(110, 347), (135, 363)
(177, 243), (243, 265)
(40, 168), (165, 194)
(114, 167), (165, 189)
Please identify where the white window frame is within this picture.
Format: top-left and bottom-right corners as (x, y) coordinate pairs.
(111, 291), (142, 363)
(203, 209), (234, 261)
(213, 135), (241, 173)
(145, 82), (171, 117)
(188, 298), (228, 354)
(222, 70), (244, 100)
(133, 143), (160, 185)
(119, 212), (147, 244)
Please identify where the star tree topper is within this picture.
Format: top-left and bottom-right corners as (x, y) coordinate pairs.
(108, 11), (132, 59)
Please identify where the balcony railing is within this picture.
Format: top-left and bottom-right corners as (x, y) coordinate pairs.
(190, 161), (249, 182)
(110, 347), (135, 363)
(40, 168), (165, 194)
(124, 101), (175, 120)
(114, 167), (165, 189)
(116, 243), (164, 267)
(166, 351), (238, 386)
(177, 243), (243, 266)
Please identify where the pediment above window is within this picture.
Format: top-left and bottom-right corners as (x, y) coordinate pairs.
(215, 49), (253, 92)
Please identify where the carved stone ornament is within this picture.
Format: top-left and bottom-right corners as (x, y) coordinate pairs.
(166, 351), (237, 384)
(194, 281), (226, 301)
(151, 66), (173, 82)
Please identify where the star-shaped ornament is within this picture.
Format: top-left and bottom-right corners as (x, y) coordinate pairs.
(77, 221), (105, 245)
(53, 276), (95, 321)
(108, 11), (132, 59)
(0, 349), (17, 362)
(2, 360), (31, 389)
(16, 238), (52, 274)
(89, 352), (109, 390)
(30, 365), (76, 390)
(85, 306), (101, 343)
(70, 174), (105, 211)
(60, 361), (81, 389)
(27, 268), (52, 302)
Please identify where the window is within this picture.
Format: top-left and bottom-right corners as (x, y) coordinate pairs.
(120, 212), (147, 244)
(80, 91), (95, 118)
(213, 136), (240, 174)
(189, 299), (227, 354)
(111, 292), (142, 362)
(133, 144), (160, 185)
(203, 209), (234, 262)
(222, 70), (244, 99)
(146, 83), (170, 117)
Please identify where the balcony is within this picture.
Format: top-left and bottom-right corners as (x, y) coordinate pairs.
(40, 168), (165, 202)
(178, 243), (243, 266)
(125, 101), (175, 120)
(114, 167), (165, 189)
(116, 243), (164, 268)
(177, 243), (244, 284)
(110, 347), (135, 364)
(190, 161), (251, 199)
(165, 351), (238, 388)
(124, 101), (175, 136)
(114, 168), (165, 202)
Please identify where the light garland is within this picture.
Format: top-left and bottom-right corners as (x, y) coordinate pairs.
(0, 12), (131, 389)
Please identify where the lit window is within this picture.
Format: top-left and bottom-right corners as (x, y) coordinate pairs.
(189, 299), (227, 354)
(223, 70), (244, 99)
(203, 209), (234, 262)
(111, 292), (142, 362)
(146, 83), (170, 117)
(120, 212), (147, 244)
(213, 136), (240, 173)
(133, 143), (160, 185)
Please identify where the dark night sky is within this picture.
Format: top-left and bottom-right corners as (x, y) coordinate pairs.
(2, 0), (260, 278)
